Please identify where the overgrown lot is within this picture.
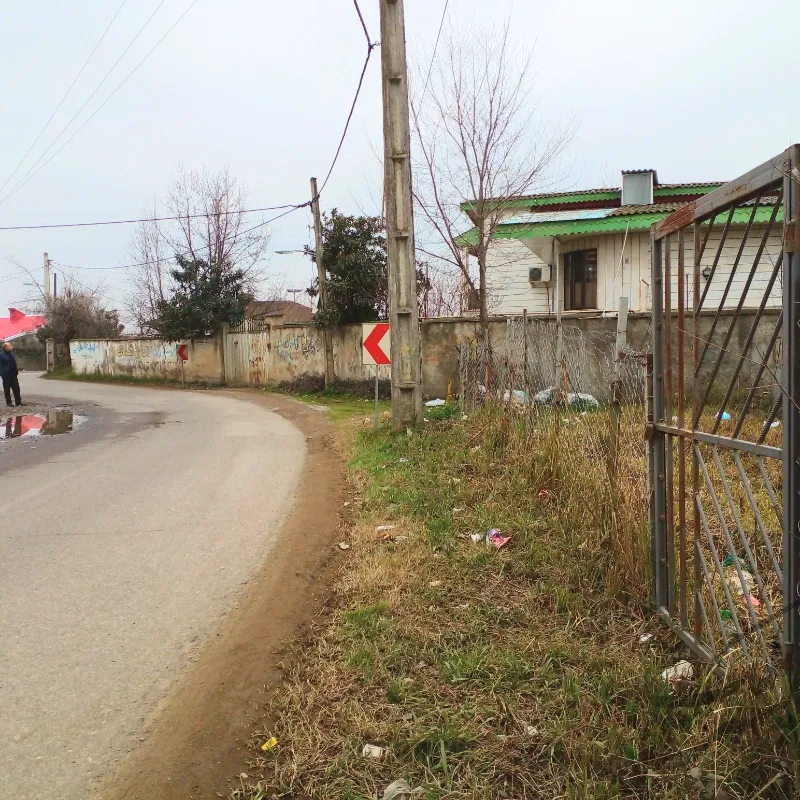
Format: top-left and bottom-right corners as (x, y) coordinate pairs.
(231, 403), (796, 800)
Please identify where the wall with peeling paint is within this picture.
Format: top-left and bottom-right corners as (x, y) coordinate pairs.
(69, 336), (224, 383)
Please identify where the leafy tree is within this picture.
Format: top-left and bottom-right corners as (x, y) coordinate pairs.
(37, 281), (123, 344)
(153, 255), (252, 339)
(313, 211), (388, 326)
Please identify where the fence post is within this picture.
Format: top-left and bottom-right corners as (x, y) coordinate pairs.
(609, 298), (629, 487)
(522, 309), (529, 406)
(646, 353), (656, 602)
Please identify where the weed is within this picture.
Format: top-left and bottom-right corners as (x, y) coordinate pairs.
(230, 410), (797, 800)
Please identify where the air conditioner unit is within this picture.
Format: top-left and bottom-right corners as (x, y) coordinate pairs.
(529, 265), (551, 284)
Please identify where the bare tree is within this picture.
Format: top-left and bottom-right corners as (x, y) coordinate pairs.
(126, 166), (271, 333)
(420, 259), (463, 318)
(411, 20), (572, 326)
(37, 278), (123, 344)
(165, 164), (268, 271)
(126, 200), (172, 333)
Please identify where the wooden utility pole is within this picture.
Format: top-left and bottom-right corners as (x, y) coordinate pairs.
(43, 252), (51, 299)
(310, 177), (335, 387)
(379, 0), (423, 428)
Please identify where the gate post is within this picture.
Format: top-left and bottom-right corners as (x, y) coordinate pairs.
(651, 233), (670, 611)
(782, 145), (800, 700)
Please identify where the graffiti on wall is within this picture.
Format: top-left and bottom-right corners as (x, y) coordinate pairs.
(276, 333), (318, 361)
(70, 340), (104, 371)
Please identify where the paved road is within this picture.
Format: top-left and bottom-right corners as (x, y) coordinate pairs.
(0, 375), (306, 800)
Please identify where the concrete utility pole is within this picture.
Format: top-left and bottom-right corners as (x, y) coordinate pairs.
(43, 252), (51, 299)
(310, 177), (335, 388)
(379, 0), (423, 428)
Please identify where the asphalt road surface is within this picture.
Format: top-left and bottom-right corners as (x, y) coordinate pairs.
(0, 374), (306, 800)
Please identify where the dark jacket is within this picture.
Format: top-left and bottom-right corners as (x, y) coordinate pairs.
(0, 350), (18, 379)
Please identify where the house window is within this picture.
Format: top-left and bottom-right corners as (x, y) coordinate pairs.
(564, 249), (598, 311)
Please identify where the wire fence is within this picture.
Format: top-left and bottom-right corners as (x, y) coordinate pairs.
(458, 316), (651, 596)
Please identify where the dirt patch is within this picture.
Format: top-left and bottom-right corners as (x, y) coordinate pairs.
(93, 391), (346, 800)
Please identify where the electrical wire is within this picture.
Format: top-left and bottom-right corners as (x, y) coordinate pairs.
(316, 0), (378, 197)
(0, 271), (28, 284)
(0, 0), (129, 197)
(418, 0), (449, 107)
(0, 0), (200, 207)
(56, 269), (122, 306)
(47, 203), (311, 270)
(0, 1), (166, 206)
(0, 202), (303, 231)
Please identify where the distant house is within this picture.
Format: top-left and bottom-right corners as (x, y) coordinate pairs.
(458, 170), (783, 316)
(246, 299), (313, 326)
(0, 308), (47, 369)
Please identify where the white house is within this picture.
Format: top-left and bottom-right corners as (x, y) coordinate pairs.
(458, 170), (783, 316)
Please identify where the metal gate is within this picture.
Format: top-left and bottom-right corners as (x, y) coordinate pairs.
(223, 319), (271, 386)
(650, 145), (800, 693)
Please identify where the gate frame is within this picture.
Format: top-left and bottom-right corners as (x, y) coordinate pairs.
(650, 145), (800, 694)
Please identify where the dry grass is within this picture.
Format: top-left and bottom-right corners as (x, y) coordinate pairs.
(230, 405), (797, 800)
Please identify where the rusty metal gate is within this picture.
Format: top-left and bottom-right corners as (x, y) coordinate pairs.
(650, 145), (800, 694)
(224, 319), (271, 386)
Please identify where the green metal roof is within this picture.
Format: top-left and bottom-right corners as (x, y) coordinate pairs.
(455, 205), (783, 247)
(459, 183), (722, 213)
(654, 184), (722, 197)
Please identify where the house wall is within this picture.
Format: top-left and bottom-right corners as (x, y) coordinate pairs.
(485, 237), (556, 315)
(69, 337), (224, 383)
(485, 224), (783, 316)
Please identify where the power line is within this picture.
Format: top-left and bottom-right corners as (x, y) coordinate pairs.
(48, 204), (310, 269)
(56, 269), (123, 306)
(317, 0), (378, 196)
(0, 202), (303, 231)
(0, 1), (166, 206)
(0, 271), (28, 284)
(419, 0), (449, 107)
(0, 0), (129, 198)
(0, 0), (200, 207)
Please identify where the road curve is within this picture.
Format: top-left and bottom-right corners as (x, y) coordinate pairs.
(0, 374), (306, 800)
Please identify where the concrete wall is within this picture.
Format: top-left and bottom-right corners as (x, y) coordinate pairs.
(269, 324), (391, 384)
(69, 309), (781, 404)
(70, 337), (224, 384)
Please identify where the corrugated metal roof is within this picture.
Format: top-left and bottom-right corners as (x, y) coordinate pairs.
(456, 205), (784, 246)
(461, 182), (724, 212)
(610, 202), (686, 216)
(502, 208), (613, 225)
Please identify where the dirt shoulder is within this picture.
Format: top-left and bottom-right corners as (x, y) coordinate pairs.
(93, 390), (346, 800)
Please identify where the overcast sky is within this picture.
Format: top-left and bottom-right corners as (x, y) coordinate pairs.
(0, 0), (797, 320)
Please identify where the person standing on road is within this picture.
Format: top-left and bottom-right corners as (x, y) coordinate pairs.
(0, 341), (23, 407)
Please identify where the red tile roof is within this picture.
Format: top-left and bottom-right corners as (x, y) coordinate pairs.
(0, 308), (47, 341)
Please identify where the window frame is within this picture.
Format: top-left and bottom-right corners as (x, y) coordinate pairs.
(563, 248), (598, 311)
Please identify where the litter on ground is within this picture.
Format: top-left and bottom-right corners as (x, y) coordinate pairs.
(486, 528), (511, 549)
(532, 386), (600, 410)
(362, 743), (386, 760)
(382, 779), (423, 800)
(638, 633), (655, 644)
(260, 736), (278, 752)
(376, 524), (396, 532)
(661, 659), (694, 685)
(425, 398), (446, 407)
(338, 541), (351, 551)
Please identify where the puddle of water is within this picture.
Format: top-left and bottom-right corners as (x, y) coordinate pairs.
(0, 411), (88, 439)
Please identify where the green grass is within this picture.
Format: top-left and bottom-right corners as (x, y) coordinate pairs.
(284, 389), (392, 423)
(230, 408), (798, 799)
